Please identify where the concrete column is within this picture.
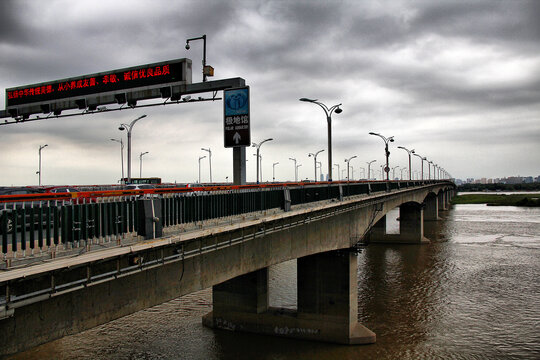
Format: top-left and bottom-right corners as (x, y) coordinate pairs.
(203, 252), (375, 345)
(212, 268), (269, 315)
(424, 195), (439, 221)
(369, 203), (429, 244)
(438, 191), (448, 211)
(297, 251), (375, 344)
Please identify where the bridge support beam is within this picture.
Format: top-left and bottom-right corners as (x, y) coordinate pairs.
(438, 191), (448, 211)
(424, 195), (440, 221)
(203, 251), (375, 345)
(368, 203), (429, 244)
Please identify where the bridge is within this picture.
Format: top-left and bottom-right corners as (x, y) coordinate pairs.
(0, 179), (455, 356)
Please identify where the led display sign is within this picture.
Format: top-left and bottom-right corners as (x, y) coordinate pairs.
(6, 58), (189, 108)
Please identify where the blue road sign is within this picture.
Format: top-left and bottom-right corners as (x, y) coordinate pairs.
(224, 87), (250, 147)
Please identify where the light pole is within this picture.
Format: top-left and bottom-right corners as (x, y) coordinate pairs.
(367, 160), (376, 180)
(369, 132), (394, 181)
(380, 164), (385, 180)
(316, 161), (322, 181)
(119, 114), (147, 184)
(299, 98), (342, 181)
(344, 155), (357, 182)
(397, 146), (415, 181)
(253, 153), (262, 181)
(400, 167), (406, 180)
(333, 163), (341, 180)
(110, 138), (125, 183)
(341, 169), (346, 180)
(139, 151), (148, 177)
(201, 147), (212, 183)
(252, 138), (273, 184)
(308, 149), (324, 182)
(289, 158), (297, 182)
(392, 166), (399, 180)
(37, 144), (48, 186)
(427, 160), (433, 180)
(296, 164), (302, 182)
(273, 162), (279, 182)
(360, 167), (366, 179)
(198, 155), (206, 183)
(413, 153), (426, 180)
(185, 34), (213, 82)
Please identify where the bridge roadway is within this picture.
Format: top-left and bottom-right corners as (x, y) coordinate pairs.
(0, 180), (455, 356)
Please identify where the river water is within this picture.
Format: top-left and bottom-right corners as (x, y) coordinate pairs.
(8, 203), (540, 359)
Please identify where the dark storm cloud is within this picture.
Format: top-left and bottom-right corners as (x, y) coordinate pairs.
(0, 0), (32, 45)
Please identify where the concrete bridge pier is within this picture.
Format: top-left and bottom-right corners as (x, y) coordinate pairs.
(368, 202), (430, 244)
(203, 250), (376, 345)
(438, 191), (448, 211)
(424, 194), (440, 221)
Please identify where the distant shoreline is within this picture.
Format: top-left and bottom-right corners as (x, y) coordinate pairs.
(452, 193), (540, 207)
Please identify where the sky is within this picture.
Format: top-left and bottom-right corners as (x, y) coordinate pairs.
(1, 0), (539, 186)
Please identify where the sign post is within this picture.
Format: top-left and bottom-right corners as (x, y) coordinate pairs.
(224, 87), (250, 148)
(224, 87), (250, 185)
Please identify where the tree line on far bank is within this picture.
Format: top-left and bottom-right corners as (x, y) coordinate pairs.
(457, 182), (540, 192)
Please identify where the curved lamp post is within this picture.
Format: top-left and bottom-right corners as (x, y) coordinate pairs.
(334, 163), (341, 180)
(296, 164), (302, 182)
(201, 147), (212, 183)
(119, 114), (147, 184)
(369, 132), (394, 181)
(344, 155), (357, 182)
(426, 160), (433, 180)
(413, 153), (426, 180)
(198, 155), (206, 183)
(139, 151), (149, 177)
(299, 98), (342, 181)
(397, 146), (415, 181)
(392, 166), (400, 180)
(289, 158), (297, 182)
(366, 160), (377, 180)
(308, 149), (324, 181)
(110, 139), (125, 183)
(38, 144), (48, 186)
(252, 138), (273, 184)
(272, 162), (279, 182)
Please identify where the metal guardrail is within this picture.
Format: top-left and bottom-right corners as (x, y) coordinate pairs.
(1, 180), (439, 262)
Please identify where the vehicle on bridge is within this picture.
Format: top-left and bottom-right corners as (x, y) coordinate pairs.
(122, 177), (161, 185)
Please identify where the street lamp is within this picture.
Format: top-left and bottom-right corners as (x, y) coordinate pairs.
(201, 147), (212, 183)
(296, 164), (302, 182)
(185, 34), (213, 82)
(139, 151), (149, 177)
(289, 158), (297, 182)
(37, 144), (48, 186)
(369, 132), (394, 181)
(308, 149), (324, 182)
(400, 167), (406, 180)
(252, 138), (273, 184)
(397, 146), (415, 181)
(316, 161), (322, 181)
(273, 162), (279, 182)
(110, 138), (124, 183)
(427, 160), (433, 180)
(253, 153), (262, 181)
(119, 114), (147, 183)
(392, 166), (400, 180)
(380, 164), (385, 180)
(344, 155), (357, 182)
(366, 160), (376, 180)
(413, 153), (426, 180)
(198, 155), (206, 183)
(334, 163), (341, 180)
(299, 98), (342, 181)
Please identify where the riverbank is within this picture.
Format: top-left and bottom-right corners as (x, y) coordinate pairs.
(452, 193), (540, 206)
